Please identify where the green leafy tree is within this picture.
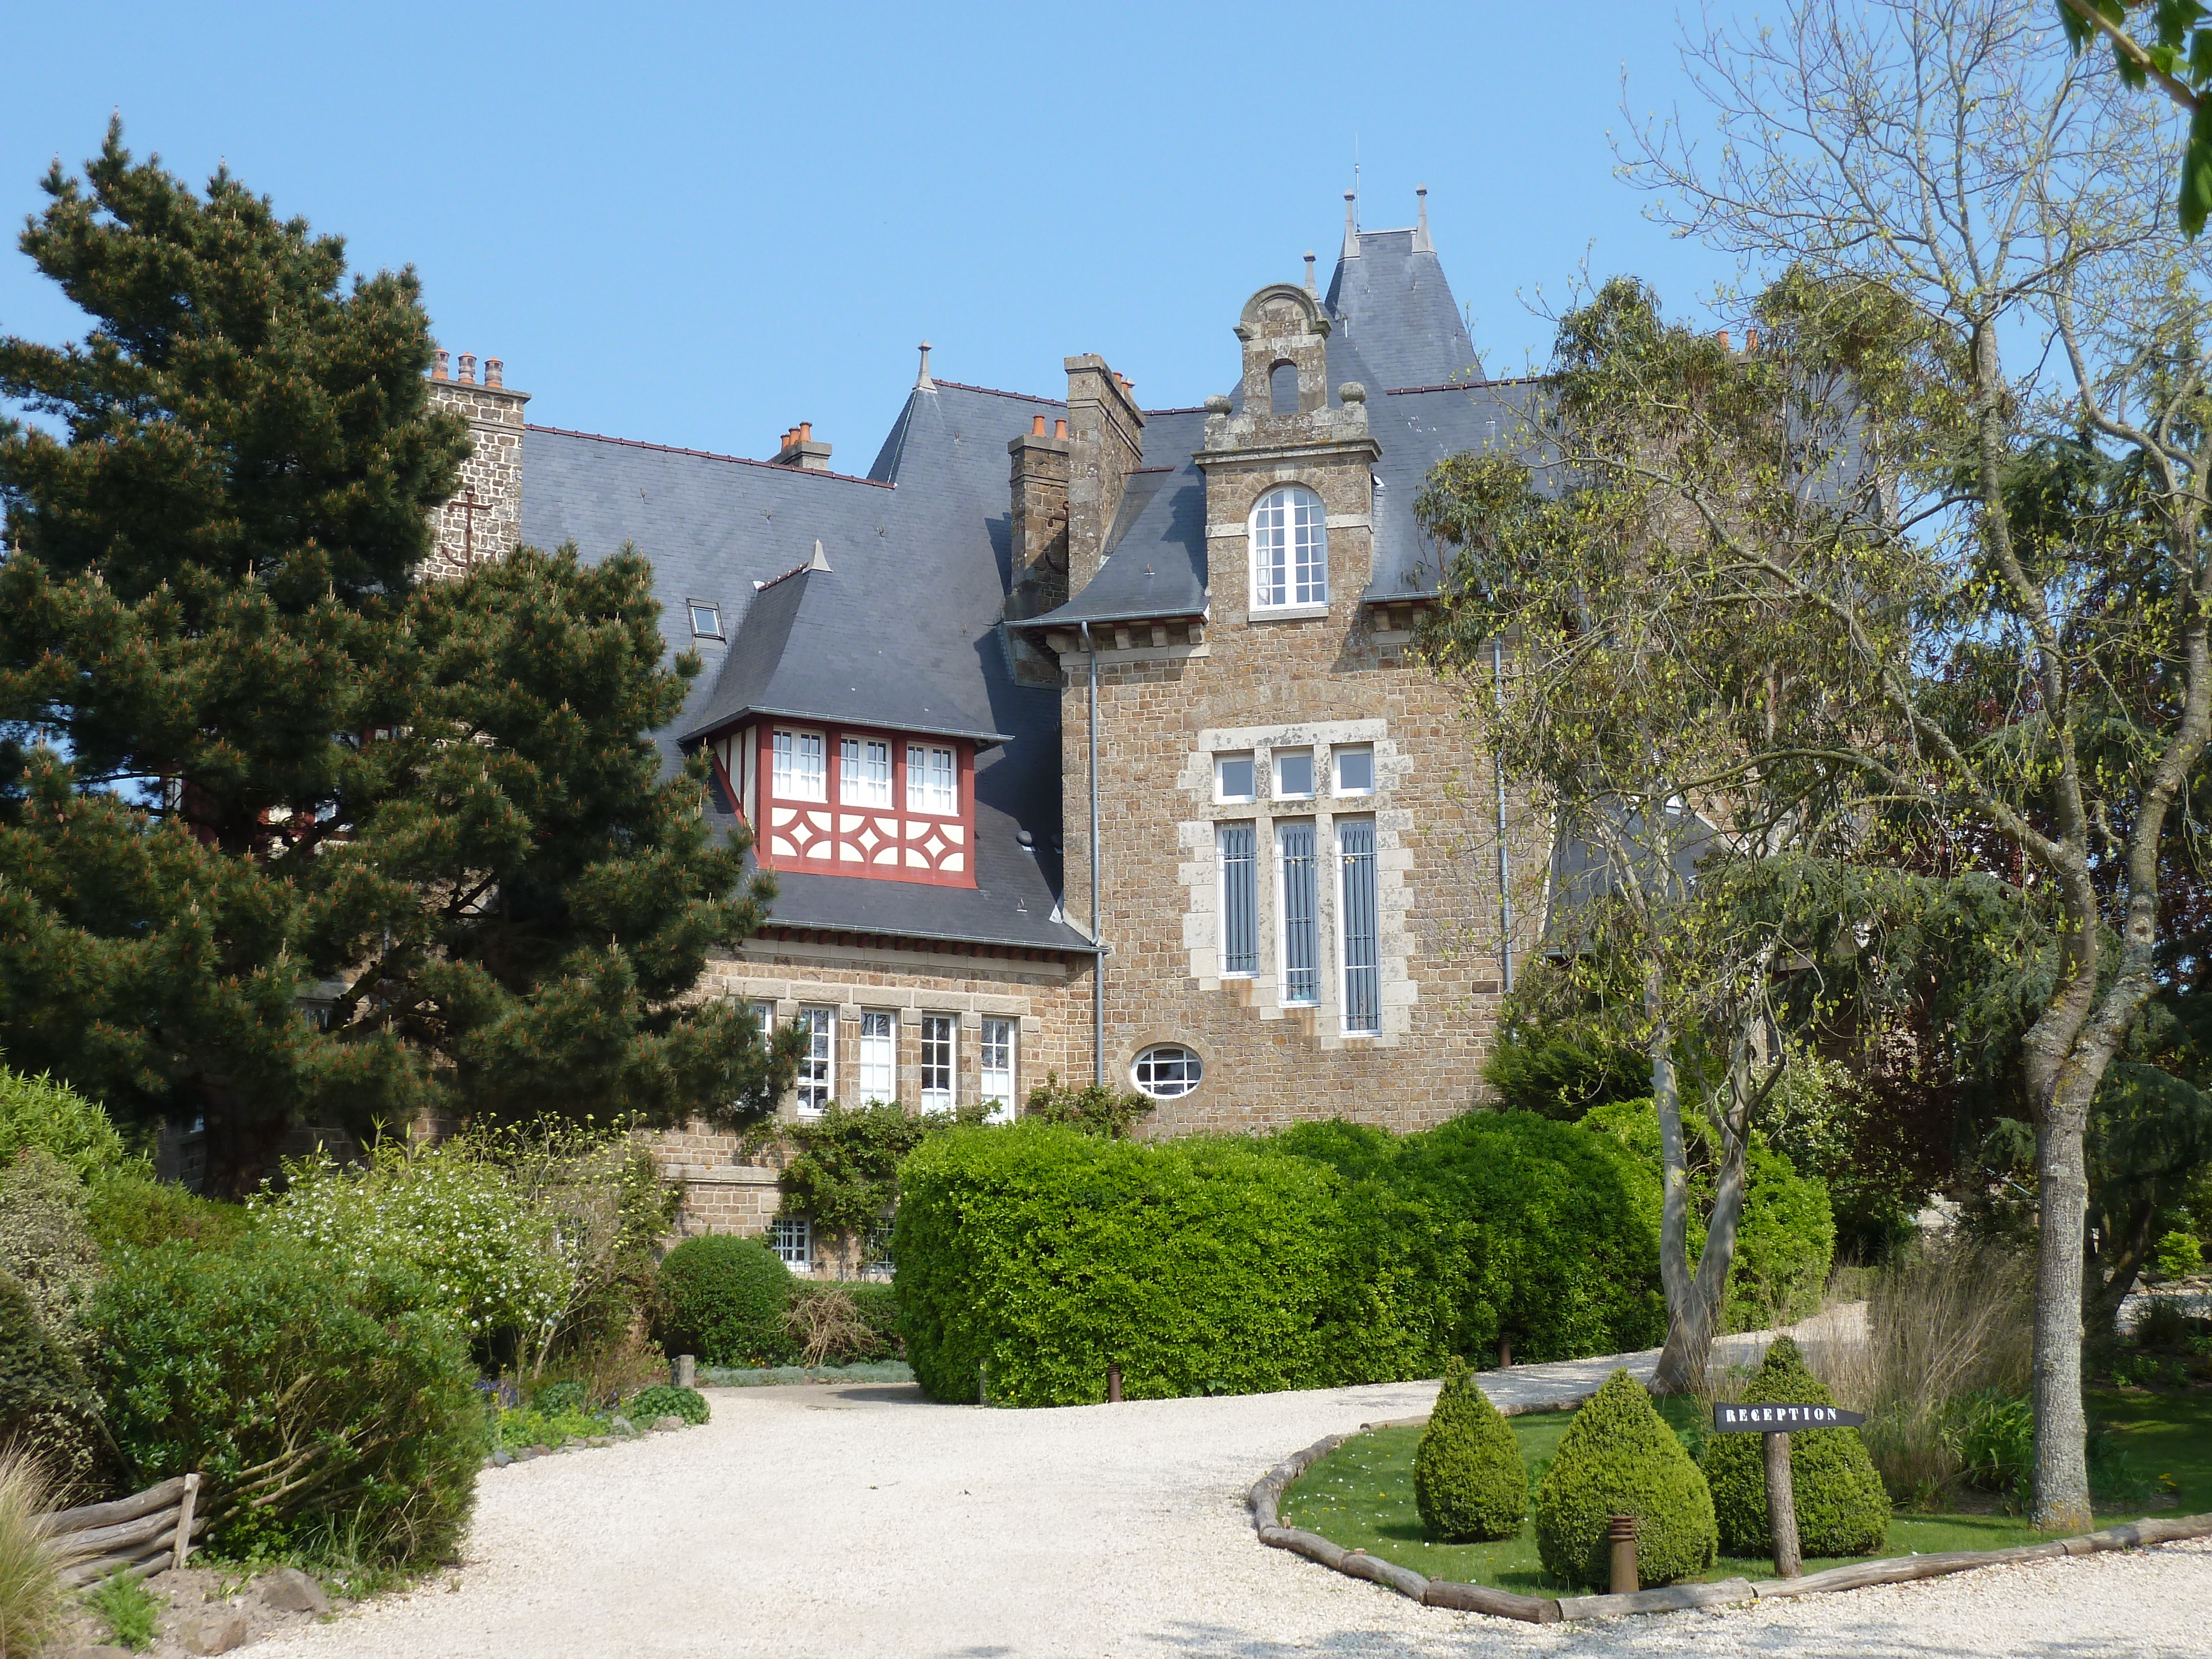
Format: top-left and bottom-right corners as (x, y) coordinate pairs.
(2058, 2), (2212, 233)
(0, 127), (794, 1190)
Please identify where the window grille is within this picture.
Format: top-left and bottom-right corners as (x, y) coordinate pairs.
(769, 1215), (812, 1270)
(1338, 818), (1380, 1033)
(906, 744), (957, 813)
(796, 1006), (833, 1115)
(858, 1010), (896, 1103)
(980, 1018), (1015, 1123)
(920, 1014), (954, 1114)
(1250, 486), (1328, 609)
(1218, 822), (1257, 977)
(841, 737), (893, 807)
(1277, 820), (1319, 1005)
(771, 729), (826, 801)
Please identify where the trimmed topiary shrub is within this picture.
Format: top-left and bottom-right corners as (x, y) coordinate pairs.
(0, 1270), (123, 1503)
(627, 1383), (709, 1425)
(1702, 1336), (1890, 1558)
(656, 1235), (795, 1366)
(1532, 1369), (1717, 1588)
(896, 1123), (1371, 1406)
(1413, 1357), (1526, 1541)
(89, 1235), (483, 1563)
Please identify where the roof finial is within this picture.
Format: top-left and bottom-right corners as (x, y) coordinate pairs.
(1303, 251), (1316, 295)
(1342, 191), (1360, 260)
(810, 538), (831, 571)
(915, 341), (935, 392)
(1413, 185), (1432, 254)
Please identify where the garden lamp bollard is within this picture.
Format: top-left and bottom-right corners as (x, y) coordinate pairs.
(673, 1353), (696, 1390)
(1108, 1360), (1123, 1404)
(1607, 1514), (1638, 1594)
(1712, 1401), (1864, 1580)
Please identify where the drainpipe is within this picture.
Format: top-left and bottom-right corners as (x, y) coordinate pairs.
(1493, 633), (1513, 993)
(1079, 620), (1104, 1084)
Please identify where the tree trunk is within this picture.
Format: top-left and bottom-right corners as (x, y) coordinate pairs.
(1653, 1114), (1749, 1392)
(2083, 1196), (2158, 1346)
(2031, 1097), (2094, 1532)
(1648, 987), (1698, 1390)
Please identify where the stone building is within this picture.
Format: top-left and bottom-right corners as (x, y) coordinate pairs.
(426, 191), (1540, 1265)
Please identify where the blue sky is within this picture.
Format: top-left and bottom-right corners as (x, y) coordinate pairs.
(0, 2), (1739, 469)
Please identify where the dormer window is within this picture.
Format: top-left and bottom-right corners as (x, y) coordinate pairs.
(771, 728), (826, 801)
(1251, 485), (1328, 611)
(688, 601), (723, 639)
(907, 743), (957, 814)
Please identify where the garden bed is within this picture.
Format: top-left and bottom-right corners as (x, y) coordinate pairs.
(699, 1359), (915, 1387)
(1277, 1387), (2212, 1595)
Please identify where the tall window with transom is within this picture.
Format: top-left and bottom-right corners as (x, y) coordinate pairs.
(858, 1010), (896, 1103)
(980, 1018), (1015, 1123)
(1277, 820), (1319, 1005)
(1337, 820), (1380, 1032)
(796, 1007), (834, 1115)
(842, 737), (893, 807)
(1249, 485), (1328, 609)
(1217, 822), (1257, 977)
(920, 1014), (955, 1114)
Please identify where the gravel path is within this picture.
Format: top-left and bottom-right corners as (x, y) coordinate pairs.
(243, 1337), (2211, 1659)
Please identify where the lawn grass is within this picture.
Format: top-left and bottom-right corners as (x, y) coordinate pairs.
(1277, 1385), (2211, 1594)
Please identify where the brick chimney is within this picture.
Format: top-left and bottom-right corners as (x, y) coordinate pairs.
(1006, 411), (1071, 624)
(774, 421), (833, 471)
(423, 349), (530, 581)
(1063, 355), (1144, 597)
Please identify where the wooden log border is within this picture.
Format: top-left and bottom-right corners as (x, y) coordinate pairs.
(1248, 1404), (2212, 1624)
(39, 1473), (207, 1590)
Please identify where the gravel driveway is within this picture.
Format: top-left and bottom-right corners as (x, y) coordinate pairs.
(245, 1345), (2212, 1659)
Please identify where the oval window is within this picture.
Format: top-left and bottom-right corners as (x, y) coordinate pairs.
(1132, 1044), (1203, 1099)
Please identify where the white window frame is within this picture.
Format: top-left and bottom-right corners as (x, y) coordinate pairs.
(906, 743), (957, 815)
(1132, 1044), (1202, 1099)
(841, 736), (893, 808)
(1332, 743), (1375, 797)
(1214, 752), (1256, 804)
(1272, 747), (1316, 799)
(795, 1006), (834, 1116)
(980, 1017), (1016, 1123)
(771, 728), (827, 801)
(1249, 484), (1329, 611)
(687, 600), (722, 639)
(858, 1009), (897, 1103)
(768, 1215), (812, 1271)
(920, 1014), (956, 1114)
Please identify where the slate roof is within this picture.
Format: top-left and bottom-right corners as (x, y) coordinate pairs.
(519, 383), (1089, 954)
(1035, 227), (1544, 628)
(514, 209), (1524, 954)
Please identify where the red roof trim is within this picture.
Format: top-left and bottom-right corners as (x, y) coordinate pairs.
(929, 378), (1063, 406)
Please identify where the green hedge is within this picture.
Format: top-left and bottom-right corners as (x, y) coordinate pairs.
(655, 1235), (795, 1366)
(894, 1112), (1669, 1406)
(896, 1124), (1364, 1406)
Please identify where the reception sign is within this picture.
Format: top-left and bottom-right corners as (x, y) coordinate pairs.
(1712, 1403), (1866, 1432)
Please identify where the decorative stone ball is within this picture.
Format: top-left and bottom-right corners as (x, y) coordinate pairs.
(1338, 382), (1366, 404)
(1205, 394), (1233, 415)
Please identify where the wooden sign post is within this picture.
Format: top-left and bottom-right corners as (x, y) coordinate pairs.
(1712, 1403), (1866, 1580)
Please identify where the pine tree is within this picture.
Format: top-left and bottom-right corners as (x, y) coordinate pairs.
(0, 126), (793, 1189)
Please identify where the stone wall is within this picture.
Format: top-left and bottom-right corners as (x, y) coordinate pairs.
(422, 352), (528, 580)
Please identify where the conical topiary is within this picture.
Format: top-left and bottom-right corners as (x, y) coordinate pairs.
(1699, 1335), (1890, 1559)
(1532, 1368), (1717, 1588)
(1413, 1357), (1527, 1541)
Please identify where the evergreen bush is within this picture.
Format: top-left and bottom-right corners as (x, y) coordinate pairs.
(0, 1270), (122, 1503)
(1532, 1369), (1717, 1587)
(1413, 1357), (1527, 1541)
(82, 1171), (253, 1255)
(1700, 1335), (1890, 1558)
(0, 1068), (133, 1183)
(0, 1149), (103, 1358)
(89, 1235), (483, 1563)
(626, 1383), (709, 1425)
(655, 1235), (795, 1365)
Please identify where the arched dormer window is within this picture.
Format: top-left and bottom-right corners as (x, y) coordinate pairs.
(1250, 485), (1328, 611)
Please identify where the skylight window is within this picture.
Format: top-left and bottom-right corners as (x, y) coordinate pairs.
(688, 601), (722, 639)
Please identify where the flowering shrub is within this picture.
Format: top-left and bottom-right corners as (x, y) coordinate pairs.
(261, 1120), (675, 1374)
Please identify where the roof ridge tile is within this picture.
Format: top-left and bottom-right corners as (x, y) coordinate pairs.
(525, 424), (896, 489)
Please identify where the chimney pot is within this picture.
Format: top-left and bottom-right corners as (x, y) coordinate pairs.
(1054, 418), (1068, 441)
(457, 352), (477, 384)
(1746, 326), (1761, 353)
(432, 348), (449, 382)
(1032, 414), (1047, 437)
(484, 357), (503, 388)
(1717, 330), (1732, 353)
(799, 421), (811, 442)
